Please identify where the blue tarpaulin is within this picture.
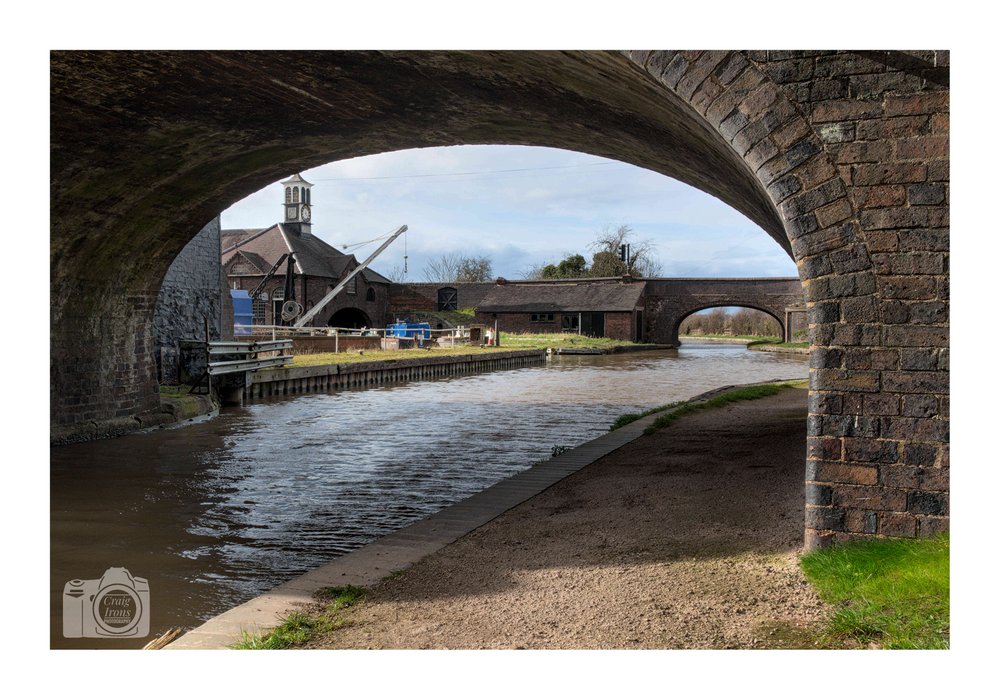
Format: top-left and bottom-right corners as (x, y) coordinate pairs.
(386, 322), (431, 339)
(231, 290), (253, 336)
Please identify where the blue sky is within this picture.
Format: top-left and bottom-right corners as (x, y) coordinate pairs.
(222, 145), (798, 281)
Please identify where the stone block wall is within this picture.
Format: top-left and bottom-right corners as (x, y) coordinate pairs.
(153, 217), (229, 384)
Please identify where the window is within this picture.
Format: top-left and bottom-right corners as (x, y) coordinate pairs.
(272, 288), (285, 301)
(530, 313), (554, 323)
(284, 187), (292, 203)
(304, 188), (310, 204)
(252, 297), (266, 325)
(366, 287), (376, 301)
(561, 314), (579, 331)
(292, 187), (299, 203)
(347, 275), (357, 295)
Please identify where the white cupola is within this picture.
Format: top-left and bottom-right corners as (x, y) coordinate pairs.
(281, 173), (314, 234)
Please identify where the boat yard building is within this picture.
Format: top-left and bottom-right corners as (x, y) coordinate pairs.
(474, 278), (647, 342)
(222, 174), (392, 329)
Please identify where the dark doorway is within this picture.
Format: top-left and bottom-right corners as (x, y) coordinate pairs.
(635, 310), (643, 342)
(580, 312), (605, 337)
(437, 287), (458, 311)
(328, 307), (372, 329)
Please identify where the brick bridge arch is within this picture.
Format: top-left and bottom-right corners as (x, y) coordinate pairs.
(50, 51), (949, 547)
(643, 278), (803, 345)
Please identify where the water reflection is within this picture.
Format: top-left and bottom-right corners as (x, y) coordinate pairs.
(50, 344), (806, 648)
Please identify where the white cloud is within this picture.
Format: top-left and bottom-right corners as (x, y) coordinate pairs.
(222, 145), (798, 281)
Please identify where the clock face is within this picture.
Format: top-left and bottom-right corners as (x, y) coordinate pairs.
(286, 206), (297, 220)
(301, 205), (311, 222)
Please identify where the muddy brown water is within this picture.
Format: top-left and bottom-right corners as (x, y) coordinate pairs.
(50, 344), (807, 648)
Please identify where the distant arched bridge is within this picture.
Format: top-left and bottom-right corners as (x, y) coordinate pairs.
(644, 278), (804, 344)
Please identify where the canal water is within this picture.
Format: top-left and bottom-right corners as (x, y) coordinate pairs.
(50, 344), (807, 648)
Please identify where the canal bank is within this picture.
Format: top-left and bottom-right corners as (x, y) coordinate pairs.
(50, 391), (219, 446)
(165, 378), (814, 649)
(246, 349), (545, 402)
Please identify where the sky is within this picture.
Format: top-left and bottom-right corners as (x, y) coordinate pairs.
(222, 145), (798, 282)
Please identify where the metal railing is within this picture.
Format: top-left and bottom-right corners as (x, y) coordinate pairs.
(205, 339), (294, 376)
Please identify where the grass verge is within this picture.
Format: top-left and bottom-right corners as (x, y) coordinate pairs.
(747, 340), (809, 349)
(627, 382), (801, 435)
(609, 400), (683, 431)
(500, 332), (644, 351)
(610, 382), (803, 433)
(800, 534), (949, 649)
(231, 585), (367, 649)
(683, 334), (781, 342)
(286, 346), (505, 367)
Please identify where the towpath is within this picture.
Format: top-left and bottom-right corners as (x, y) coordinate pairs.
(305, 386), (827, 649)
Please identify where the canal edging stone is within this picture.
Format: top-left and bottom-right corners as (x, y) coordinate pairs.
(247, 349), (547, 401)
(164, 377), (806, 650)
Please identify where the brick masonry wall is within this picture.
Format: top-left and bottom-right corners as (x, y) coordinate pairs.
(626, 50), (949, 545)
(603, 312), (634, 341)
(643, 278), (804, 344)
(389, 282), (496, 313)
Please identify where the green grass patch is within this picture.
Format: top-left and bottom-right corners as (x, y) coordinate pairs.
(642, 383), (797, 435)
(316, 584), (367, 611)
(286, 345), (505, 368)
(500, 332), (642, 351)
(610, 382), (802, 433)
(609, 400), (683, 431)
(231, 586), (367, 650)
(682, 334), (781, 342)
(231, 611), (341, 650)
(800, 534), (949, 649)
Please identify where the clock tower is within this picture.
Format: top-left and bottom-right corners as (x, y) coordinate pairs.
(281, 173), (313, 235)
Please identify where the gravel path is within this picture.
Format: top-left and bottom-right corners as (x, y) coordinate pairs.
(307, 387), (828, 649)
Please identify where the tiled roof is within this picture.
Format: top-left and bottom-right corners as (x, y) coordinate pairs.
(220, 224), (391, 284)
(232, 250), (269, 273)
(478, 280), (646, 313)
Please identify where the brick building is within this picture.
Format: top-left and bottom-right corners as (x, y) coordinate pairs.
(475, 279), (647, 342)
(222, 174), (392, 328)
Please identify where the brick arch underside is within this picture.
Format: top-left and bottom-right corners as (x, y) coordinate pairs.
(50, 50), (949, 548)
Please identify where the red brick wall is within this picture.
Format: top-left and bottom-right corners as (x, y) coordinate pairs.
(476, 312), (562, 334)
(604, 312), (634, 341)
